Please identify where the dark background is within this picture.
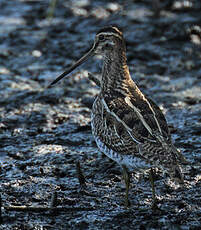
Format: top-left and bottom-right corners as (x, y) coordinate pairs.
(0, 0), (200, 229)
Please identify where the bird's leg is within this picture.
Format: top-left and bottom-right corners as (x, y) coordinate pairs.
(149, 168), (158, 209)
(122, 165), (130, 207)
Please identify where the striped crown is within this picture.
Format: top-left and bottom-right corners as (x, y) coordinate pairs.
(97, 26), (123, 37)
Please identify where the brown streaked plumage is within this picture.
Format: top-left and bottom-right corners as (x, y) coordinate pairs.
(49, 26), (187, 207)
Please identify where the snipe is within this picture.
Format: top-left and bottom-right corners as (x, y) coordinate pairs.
(49, 26), (187, 207)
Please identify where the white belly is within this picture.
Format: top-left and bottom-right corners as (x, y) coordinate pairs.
(94, 136), (151, 170)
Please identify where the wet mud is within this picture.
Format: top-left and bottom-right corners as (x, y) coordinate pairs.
(0, 0), (201, 229)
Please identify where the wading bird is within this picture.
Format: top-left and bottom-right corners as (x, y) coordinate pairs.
(49, 26), (186, 207)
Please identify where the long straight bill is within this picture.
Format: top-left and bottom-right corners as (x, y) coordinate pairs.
(48, 46), (95, 88)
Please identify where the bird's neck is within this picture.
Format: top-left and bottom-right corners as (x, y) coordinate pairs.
(101, 48), (134, 96)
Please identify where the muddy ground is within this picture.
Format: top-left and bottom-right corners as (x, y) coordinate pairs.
(0, 0), (201, 229)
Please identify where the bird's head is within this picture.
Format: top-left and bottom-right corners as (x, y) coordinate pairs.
(48, 26), (124, 87)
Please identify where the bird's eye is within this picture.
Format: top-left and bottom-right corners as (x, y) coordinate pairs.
(99, 35), (105, 41)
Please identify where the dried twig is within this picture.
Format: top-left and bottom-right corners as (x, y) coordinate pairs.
(76, 161), (86, 187)
(0, 194), (2, 223)
(50, 191), (58, 208)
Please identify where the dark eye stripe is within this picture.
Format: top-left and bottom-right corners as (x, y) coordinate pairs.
(99, 35), (105, 41)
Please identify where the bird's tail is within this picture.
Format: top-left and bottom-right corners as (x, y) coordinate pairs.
(166, 147), (187, 184)
(171, 164), (184, 184)
(171, 145), (189, 165)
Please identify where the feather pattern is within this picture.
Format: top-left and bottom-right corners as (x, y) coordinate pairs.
(90, 27), (186, 182)
(48, 26), (188, 206)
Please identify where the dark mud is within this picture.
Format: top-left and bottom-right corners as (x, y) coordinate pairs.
(0, 0), (201, 229)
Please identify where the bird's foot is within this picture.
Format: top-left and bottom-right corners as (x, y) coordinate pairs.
(151, 198), (159, 210)
(124, 196), (131, 208)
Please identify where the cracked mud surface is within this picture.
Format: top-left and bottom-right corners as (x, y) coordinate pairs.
(0, 0), (201, 229)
